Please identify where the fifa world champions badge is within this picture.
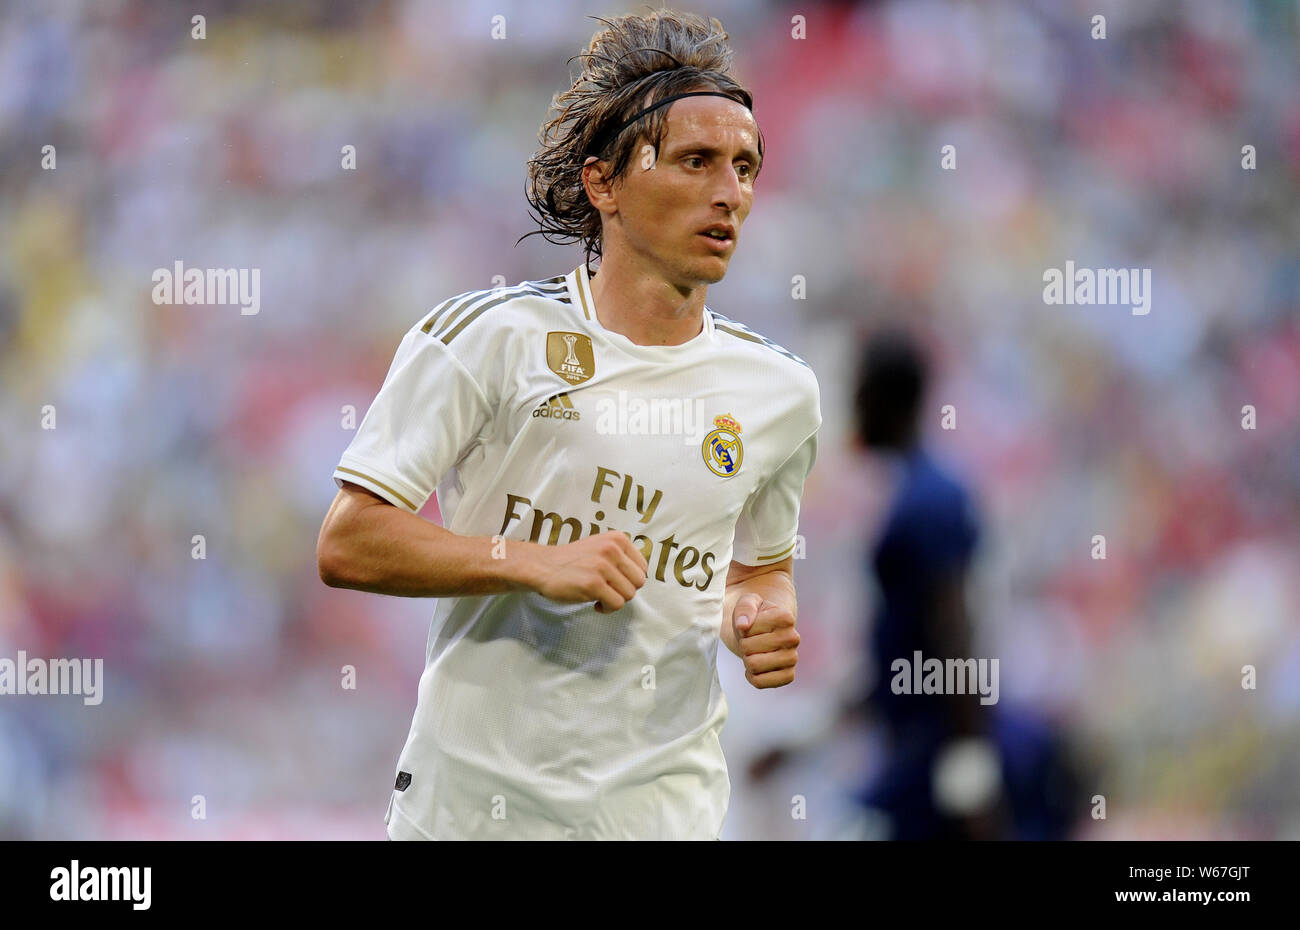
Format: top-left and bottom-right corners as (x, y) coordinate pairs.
(546, 331), (595, 386)
(702, 413), (743, 478)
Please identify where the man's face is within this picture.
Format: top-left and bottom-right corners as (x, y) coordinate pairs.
(600, 95), (760, 289)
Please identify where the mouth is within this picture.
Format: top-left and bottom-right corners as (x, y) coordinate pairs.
(698, 226), (735, 251)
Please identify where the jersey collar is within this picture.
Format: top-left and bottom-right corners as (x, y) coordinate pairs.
(567, 263), (716, 343)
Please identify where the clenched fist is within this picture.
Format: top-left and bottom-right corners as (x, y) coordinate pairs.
(528, 530), (648, 614)
(729, 592), (799, 689)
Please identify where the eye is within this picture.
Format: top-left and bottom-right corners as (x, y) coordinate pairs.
(736, 163), (753, 178)
(684, 155), (706, 169)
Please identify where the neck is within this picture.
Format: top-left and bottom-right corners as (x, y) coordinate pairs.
(587, 252), (706, 347)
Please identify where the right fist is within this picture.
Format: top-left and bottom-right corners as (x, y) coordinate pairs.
(530, 531), (649, 613)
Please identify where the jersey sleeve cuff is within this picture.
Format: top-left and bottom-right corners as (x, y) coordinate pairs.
(730, 534), (799, 568)
(333, 459), (428, 513)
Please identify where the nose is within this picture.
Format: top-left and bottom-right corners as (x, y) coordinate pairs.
(712, 164), (744, 213)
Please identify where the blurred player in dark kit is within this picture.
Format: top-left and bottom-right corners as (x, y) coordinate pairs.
(851, 329), (1080, 840)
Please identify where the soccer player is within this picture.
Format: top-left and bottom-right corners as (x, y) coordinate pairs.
(851, 330), (1079, 840)
(317, 10), (821, 840)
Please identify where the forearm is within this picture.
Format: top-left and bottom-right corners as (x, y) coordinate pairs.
(923, 569), (986, 737)
(318, 496), (539, 598)
(721, 586), (741, 656)
(722, 568), (797, 658)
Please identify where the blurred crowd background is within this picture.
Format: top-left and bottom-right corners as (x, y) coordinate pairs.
(1, 0), (1297, 839)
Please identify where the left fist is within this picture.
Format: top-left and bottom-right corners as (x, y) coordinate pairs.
(731, 593), (799, 689)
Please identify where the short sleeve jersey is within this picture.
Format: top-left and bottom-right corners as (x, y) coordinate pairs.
(334, 264), (821, 839)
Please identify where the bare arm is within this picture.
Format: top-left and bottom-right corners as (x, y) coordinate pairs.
(922, 565), (986, 738)
(317, 481), (648, 611)
(721, 556), (795, 656)
(721, 556), (800, 689)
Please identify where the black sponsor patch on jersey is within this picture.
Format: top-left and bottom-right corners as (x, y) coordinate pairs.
(395, 771), (412, 792)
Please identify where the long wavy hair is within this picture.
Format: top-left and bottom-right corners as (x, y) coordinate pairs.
(520, 10), (761, 271)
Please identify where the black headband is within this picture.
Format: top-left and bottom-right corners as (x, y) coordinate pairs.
(585, 90), (751, 159)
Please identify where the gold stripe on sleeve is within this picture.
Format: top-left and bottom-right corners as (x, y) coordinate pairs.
(441, 282), (572, 345)
(336, 466), (417, 510)
(755, 541), (796, 562)
(421, 291), (485, 335)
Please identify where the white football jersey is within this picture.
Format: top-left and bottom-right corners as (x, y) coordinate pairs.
(333, 263), (821, 839)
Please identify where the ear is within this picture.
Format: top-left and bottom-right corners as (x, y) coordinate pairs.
(582, 156), (617, 216)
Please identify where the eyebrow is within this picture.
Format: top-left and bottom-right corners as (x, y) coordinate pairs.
(669, 142), (762, 166)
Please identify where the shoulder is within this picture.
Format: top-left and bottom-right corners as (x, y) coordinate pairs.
(897, 452), (979, 527)
(708, 307), (821, 414)
(414, 273), (573, 346)
(707, 308), (812, 370)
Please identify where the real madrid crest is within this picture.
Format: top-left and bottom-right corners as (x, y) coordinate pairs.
(702, 413), (743, 478)
(546, 331), (595, 386)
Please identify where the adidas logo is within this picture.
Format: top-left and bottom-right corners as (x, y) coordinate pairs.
(532, 392), (581, 422)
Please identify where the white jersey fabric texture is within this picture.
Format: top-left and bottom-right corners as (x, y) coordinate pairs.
(333, 264), (821, 839)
